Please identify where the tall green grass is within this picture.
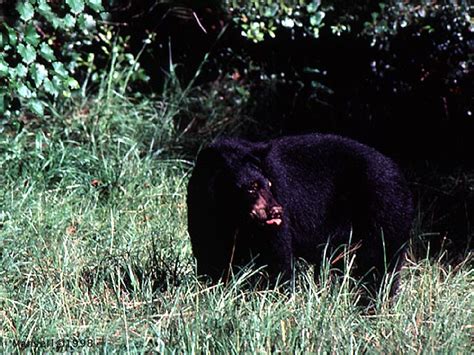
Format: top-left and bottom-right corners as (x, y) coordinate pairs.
(0, 49), (472, 353)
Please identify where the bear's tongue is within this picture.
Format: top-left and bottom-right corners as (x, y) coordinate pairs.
(266, 218), (282, 226)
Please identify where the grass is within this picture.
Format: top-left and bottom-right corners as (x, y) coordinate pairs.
(0, 64), (472, 353)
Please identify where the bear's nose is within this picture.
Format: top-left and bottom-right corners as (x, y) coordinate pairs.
(270, 206), (283, 219)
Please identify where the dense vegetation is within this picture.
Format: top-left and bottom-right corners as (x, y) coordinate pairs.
(0, 76), (471, 352)
(0, 0), (472, 352)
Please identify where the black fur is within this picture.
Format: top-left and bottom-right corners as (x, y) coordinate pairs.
(187, 134), (414, 293)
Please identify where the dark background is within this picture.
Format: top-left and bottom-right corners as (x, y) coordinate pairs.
(107, 1), (473, 262)
(5, 0), (469, 261)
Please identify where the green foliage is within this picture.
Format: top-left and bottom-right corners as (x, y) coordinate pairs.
(363, 1), (471, 46)
(0, 0), (105, 118)
(0, 34), (472, 352)
(228, 0), (329, 42)
(80, 26), (151, 99)
(0, 99), (472, 351)
(225, 1), (471, 43)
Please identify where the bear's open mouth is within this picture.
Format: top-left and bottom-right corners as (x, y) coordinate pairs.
(250, 205), (283, 227)
(265, 218), (282, 226)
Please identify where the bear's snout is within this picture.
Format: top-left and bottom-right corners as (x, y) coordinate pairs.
(250, 198), (283, 227)
(270, 205), (283, 218)
(266, 206), (283, 226)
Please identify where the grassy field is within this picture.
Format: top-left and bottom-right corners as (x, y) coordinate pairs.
(0, 83), (472, 353)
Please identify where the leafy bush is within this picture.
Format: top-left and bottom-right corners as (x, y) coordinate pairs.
(363, 1), (471, 47)
(0, 0), (105, 118)
(228, 0), (330, 42)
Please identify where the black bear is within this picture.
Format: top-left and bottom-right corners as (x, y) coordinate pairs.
(187, 134), (414, 294)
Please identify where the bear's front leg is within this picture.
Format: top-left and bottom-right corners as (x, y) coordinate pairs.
(256, 225), (294, 286)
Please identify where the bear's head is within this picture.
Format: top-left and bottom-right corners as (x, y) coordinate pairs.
(192, 140), (284, 229)
(232, 164), (283, 228)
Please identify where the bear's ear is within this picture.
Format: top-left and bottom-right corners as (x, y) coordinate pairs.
(240, 141), (270, 173)
(242, 153), (263, 172)
(195, 145), (226, 170)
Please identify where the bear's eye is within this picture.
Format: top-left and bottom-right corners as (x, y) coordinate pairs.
(247, 182), (259, 194)
(268, 181), (272, 187)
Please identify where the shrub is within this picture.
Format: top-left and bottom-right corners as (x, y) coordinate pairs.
(228, 0), (330, 42)
(0, 0), (105, 118)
